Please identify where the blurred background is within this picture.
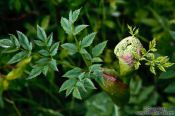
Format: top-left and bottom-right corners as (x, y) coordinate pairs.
(0, 0), (175, 115)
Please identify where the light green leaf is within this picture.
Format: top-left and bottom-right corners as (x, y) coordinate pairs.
(8, 51), (27, 64)
(38, 50), (50, 56)
(150, 66), (156, 75)
(50, 42), (59, 56)
(47, 33), (53, 47)
(42, 66), (49, 76)
(73, 87), (82, 99)
(63, 67), (81, 78)
(84, 78), (96, 89)
(92, 57), (103, 63)
(92, 41), (107, 57)
(28, 66), (42, 79)
(34, 40), (45, 46)
(0, 39), (12, 48)
(10, 34), (20, 48)
(49, 59), (58, 71)
(81, 32), (96, 48)
(158, 65), (166, 72)
(61, 43), (77, 55)
(74, 25), (88, 35)
(59, 78), (76, 92)
(37, 25), (47, 41)
(17, 31), (32, 50)
(61, 17), (72, 35)
(72, 9), (81, 23)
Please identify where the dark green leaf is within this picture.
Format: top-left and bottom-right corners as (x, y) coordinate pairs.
(47, 33), (53, 47)
(159, 70), (175, 79)
(164, 82), (175, 93)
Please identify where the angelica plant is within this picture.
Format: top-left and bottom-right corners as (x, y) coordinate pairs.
(0, 9), (174, 109)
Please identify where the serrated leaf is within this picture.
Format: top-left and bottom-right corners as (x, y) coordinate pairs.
(84, 78), (96, 89)
(47, 33), (53, 47)
(0, 39), (13, 48)
(49, 59), (58, 71)
(81, 32), (96, 48)
(74, 25), (88, 35)
(63, 67), (81, 78)
(59, 78), (77, 92)
(61, 17), (72, 35)
(37, 25), (47, 41)
(163, 62), (174, 67)
(149, 39), (156, 50)
(8, 51), (27, 64)
(92, 41), (107, 57)
(73, 87), (82, 99)
(61, 43), (77, 55)
(49, 42), (59, 56)
(38, 50), (50, 56)
(72, 9), (81, 23)
(28, 66), (42, 79)
(10, 34), (20, 48)
(17, 31), (31, 50)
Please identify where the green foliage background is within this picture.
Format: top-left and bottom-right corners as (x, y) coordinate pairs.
(0, 0), (175, 115)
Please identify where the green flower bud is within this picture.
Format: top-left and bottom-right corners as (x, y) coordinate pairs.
(114, 36), (143, 76)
